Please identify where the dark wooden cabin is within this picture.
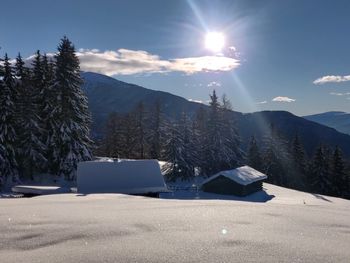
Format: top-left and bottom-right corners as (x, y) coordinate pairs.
(201, 166), (267, 196)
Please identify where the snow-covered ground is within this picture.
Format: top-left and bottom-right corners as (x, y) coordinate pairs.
(1, 183), (350, 262)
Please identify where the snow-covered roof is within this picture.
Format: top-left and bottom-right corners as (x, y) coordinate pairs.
(77, 159), (168, 194)
(11, 185), (70, 195)
(202, 166), (267, 186)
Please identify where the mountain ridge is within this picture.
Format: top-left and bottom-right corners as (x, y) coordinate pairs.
(82, 72), (350, 157)
(304, 111), (350, 135)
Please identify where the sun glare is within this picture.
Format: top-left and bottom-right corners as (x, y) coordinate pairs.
(205, 32), (225, 53)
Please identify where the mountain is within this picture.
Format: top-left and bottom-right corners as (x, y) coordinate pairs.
(303, 111), (350, 135)
(82, 72), (350, 157)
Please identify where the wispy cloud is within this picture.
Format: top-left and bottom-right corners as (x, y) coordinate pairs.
(207, 81), (221, 87)
(272, 96), (296, 103)
(313, 75), (350, 85)
(76, 49), (240, 76)
(257, 100), (267, 104)
(329, 92), (350, 96)
(188, 98), (205, 104)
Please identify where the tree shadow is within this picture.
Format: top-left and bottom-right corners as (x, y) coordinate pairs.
(311, 193), (333, 203)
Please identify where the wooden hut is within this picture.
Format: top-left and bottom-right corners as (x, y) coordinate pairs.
(201, 166), (267, 196)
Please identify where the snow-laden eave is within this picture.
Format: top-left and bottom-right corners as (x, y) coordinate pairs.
(202, 166), (267, 186)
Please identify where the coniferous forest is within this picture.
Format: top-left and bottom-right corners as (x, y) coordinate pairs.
(0, 37), (92, 188)
(97, 91), (350, 199)
(1, 37), (349, 200)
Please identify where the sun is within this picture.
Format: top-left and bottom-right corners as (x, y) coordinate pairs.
(205, 32), (225, 53)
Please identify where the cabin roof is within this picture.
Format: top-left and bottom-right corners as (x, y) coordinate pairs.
(202, 166), (267, 186)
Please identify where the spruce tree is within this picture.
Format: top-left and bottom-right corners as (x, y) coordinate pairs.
(51, 36), (93, 180)
(16, 53), (46, 179)
(193, 106), (208, 173)
(331, 146), (348, 197)
(163, 114), (195, 181)
(310, 146), (332, 195)
(133, 101), (147, 159)
(148, 100), (163, 159)
(0, 54), (19, 187)
(290, 133), (307, 190)
(262, 123), (290, 186)
(202, 91), (242, 175)
(247, 136), (262, 171)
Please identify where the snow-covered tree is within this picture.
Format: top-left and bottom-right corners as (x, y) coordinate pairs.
(0, 54), (19, 187)
(202, 90), (242, 175)
(15, 53), (46, 179)
(50, 36), (93, 180)
(163, 112), (196, 181)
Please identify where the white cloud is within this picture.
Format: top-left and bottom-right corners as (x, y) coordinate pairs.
(188, 98), (205, 104)
(207, 81), (221, 87)
(257, 100), (267, 104)
(18, 48), (239, 76)
(76, 49), (240, 76)
(329, 92), (350, 96)
(313, 75), (350, 85)
(272, 96), (296, 103)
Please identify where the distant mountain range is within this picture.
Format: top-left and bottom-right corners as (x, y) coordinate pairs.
(82, 72), (350, 157)
(303, 112), (350, 136)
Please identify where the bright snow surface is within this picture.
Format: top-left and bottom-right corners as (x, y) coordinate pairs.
(1, 183), (350, 262)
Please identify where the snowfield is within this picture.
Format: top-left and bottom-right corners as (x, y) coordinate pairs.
(1, 183), (350, 263)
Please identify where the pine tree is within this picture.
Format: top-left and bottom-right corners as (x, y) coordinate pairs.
(15, 53), (46, 179)
(310, 146), (332, 195)
(41, 53), (60, 173)
(247, 136), (262, 171)
(0, 54), (19, 187)
(331, 146), (348, 197)
(50, 36), (93, 180)
(262, 123), (290, 186)
(133, 101), (147, 159)
(202, 91), (242, 175)
(148, 100), (163, 159)
(290, 133), (307, 190)
(163, 113), (196, 181)
(104, 112), (124, 158)
(192, 106), (208, 173)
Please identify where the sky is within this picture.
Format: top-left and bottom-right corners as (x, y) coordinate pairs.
(1, 0), (350, 116)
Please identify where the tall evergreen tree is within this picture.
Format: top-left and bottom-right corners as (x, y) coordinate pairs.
(192, 106), (208, 172)
(262, 123), (290, 186)
(16, 53), (46, 179)
(289, 133), (307, 190)
(202, 90), (242, 175)
(50, 36), (92, 180)
(148, 100), (163, 159)
(0, 54), (19, 187)
(247, 136), (262, 171)
(310, 145), (332, 195)
(133, 101), (147, 159)
(331, 146), (348, 197)
(163, 113), (196, 181)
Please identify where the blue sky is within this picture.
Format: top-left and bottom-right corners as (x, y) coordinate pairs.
(1, 0), (349, 115)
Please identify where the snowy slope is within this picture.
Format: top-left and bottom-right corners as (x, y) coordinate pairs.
(1, 184), (350, 262)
